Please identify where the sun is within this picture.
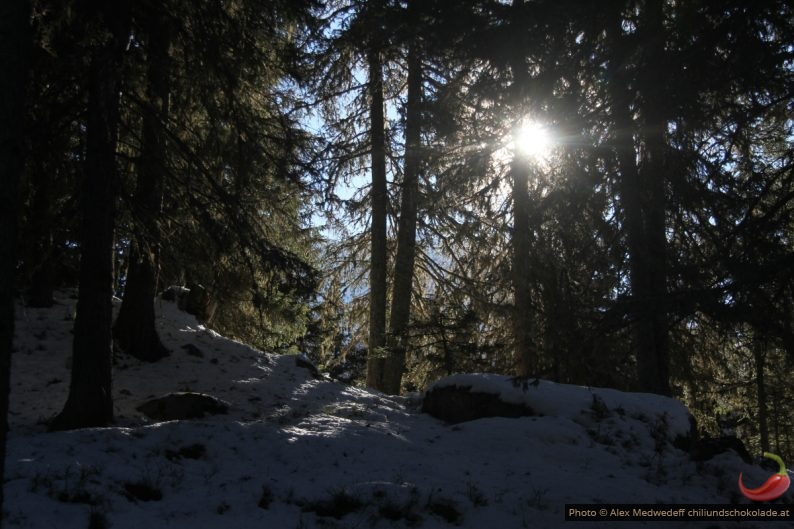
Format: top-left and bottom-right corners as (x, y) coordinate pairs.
(512, 121), (551, 159)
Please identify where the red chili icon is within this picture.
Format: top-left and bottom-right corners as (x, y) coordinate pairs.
(738, 452), (791, 502)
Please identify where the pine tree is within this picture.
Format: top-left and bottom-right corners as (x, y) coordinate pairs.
(20, 3), (87, 308)
(50, 0), (132, 430)
(114, 0), (171, 362)
(365, 0), (390, 389)
(118, 0), (318, 353)
(383, 0), (424, 394)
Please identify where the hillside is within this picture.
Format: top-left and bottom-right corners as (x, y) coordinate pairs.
(4, 292), (783, 528)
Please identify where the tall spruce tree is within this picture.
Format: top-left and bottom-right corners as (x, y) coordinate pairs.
(114, 0), (318, 353)
(114, 0), (171, 362)
(365, 0), (390, 389)
(383, 0), (424, 394)
(51, 0), (132, 431)
(600, 0), (671, 395)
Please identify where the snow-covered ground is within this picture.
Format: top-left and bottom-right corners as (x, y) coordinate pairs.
(3, 291), (785, 528)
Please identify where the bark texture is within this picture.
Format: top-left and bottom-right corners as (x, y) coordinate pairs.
(50, 0), (131, 430)
(0, 0), (31, 520)
(509, 0), (538, 377)
(384, 19), (422, 395)
(365, 7), (389, 390)
(114, 2), (171, 362)
(608, 0), (671, 395)
(633, 0), (670, 395)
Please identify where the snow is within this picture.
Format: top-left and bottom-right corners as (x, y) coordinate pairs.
(426, 373), (695, 440)
(4, 291), (784, 528)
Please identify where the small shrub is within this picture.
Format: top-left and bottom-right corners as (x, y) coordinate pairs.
(87, 509), (110, 529)
(258, 485), (274, 510)
(164, 443), (207, 461)
(371, 486), (422, 527)
(123, 481), (162, 502)
(32, 463), (103, 505)
(427, 497), (463, 525)
(526, 487), (550, 510)
(466, 482), (488, 507)
(650, 413), (670, 455)
(377, 501), (423, 527)
(301, 489), (363, 519)
(590, 394), (609, 420)
(58, 488), (95, 505)
(379, 501), (405, 521)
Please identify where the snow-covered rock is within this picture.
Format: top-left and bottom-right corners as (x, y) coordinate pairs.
(424, 373), (696, 442)
(136, 392), (230, 421)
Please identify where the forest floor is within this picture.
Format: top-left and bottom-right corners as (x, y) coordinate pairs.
(3, 291), (785, 528)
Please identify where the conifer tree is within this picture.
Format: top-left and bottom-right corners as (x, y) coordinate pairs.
(51, 0), (132, 431)
(365, 0), (390, 389)
(114, 0), (172, 362)
(383, 0), (424, 394)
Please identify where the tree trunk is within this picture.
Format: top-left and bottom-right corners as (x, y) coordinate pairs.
(754, 333), (770, 452)
(384, 20), (422, 395)
(365, 10), (389, 391)
(509, 0), (537, 377)
(608, 2), (670, 395)
(634, 0), (670, 395)
(611, 89), (656, 392)
(114, 3), (170, 362)
(0, 0), (31, 522)
(50, 0), (131, 431)
(619, 169), (661, 394)
(511, 152), (535, 377)
(25, 162), (56, 307)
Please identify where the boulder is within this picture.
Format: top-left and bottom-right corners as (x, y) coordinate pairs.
(160, 285), (189, 303)
(182, 283), (217, 323)
(137, 392), (230, 421)
(296, 354), (322, 379)
(689, 435), (753, 464)
(422, 384), (534, 424)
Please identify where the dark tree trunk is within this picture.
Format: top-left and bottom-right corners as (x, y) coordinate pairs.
(509, 0), (537, 377)
(608, 2), (670, 396)
(0, 0), (30, 523)
(542, 265), (564, 382)
(634, 0), (670, 396)
(754, 333), (770, 452)
(610, 85), (656, 391)
(365, 9), (389, 391)
(50, 0), (131, 431)
(510, 151), (535, 377)
(114, 3), (171, 362)
(25, 162), (56, 307)
(384, 19), (422, 395)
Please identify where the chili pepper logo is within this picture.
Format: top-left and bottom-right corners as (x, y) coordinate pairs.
(738, 452), (791, 502)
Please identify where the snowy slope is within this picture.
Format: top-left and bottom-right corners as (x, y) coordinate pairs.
(3, 291), (784, 528)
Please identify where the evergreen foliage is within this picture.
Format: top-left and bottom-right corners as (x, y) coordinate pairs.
(5, 0), (793, 459)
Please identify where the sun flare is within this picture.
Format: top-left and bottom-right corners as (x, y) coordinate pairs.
(513, 121), (551, 159)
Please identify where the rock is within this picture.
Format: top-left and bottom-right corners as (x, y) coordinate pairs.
(422, 384), (534, 424)
(296, 354), (322, 379)
(136, 392), (230, 421)
(160, 285), (189, 302)
(689, 436), (753, 464)
(182, 283), (217, 323)
(181, 343), (205, 358)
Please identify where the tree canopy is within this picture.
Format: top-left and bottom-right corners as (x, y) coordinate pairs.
(5, 0), (794, 461)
